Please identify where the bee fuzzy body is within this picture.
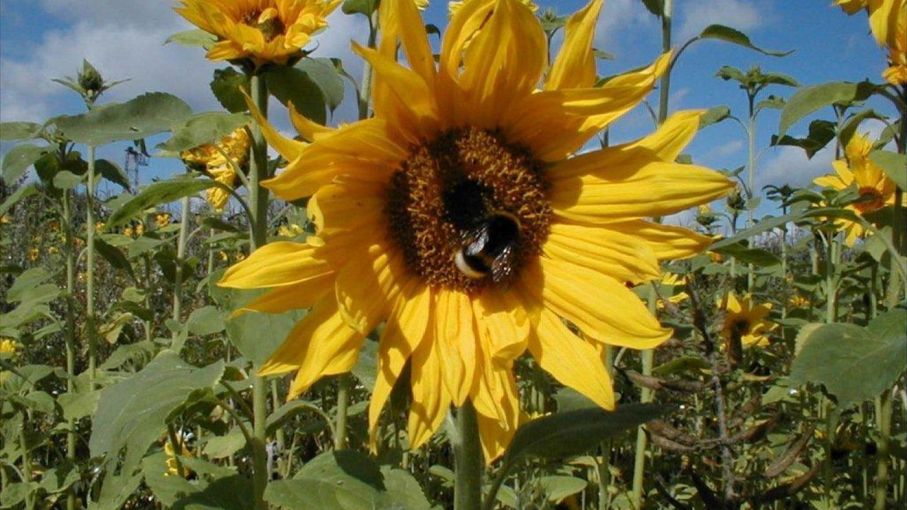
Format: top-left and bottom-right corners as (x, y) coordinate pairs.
(453, 211), (521, 283)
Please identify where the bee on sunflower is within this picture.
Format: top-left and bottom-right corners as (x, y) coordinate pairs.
(220, 0), (733, 459)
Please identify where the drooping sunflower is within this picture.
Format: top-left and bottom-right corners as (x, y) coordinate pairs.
(220, 0), (733, 459)
(175, 0), (342, 67)
(180, 127), (251, 212)
(813, 133), (900, 246)
(719, 292), (776, 349)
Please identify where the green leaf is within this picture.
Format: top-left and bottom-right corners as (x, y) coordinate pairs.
(89, 351), (225, 475)
(699, 24), (792, 57)
(700, 106), (731, 127)
(225, 309), (306, 366)
(202, 429), (247, 459)
(778, 81), (876, 137)
(640, 0), (663, 16)
(94, 237), (136, 281)
(266, 66), (328, 125)
(210, 68), (250, 114)
(341, 0), (378, 17)
(165, 29), (217, 49)
(2, 143), (47, 183)
(501, 404), (664, 465)
(266, 450), (429, 510)
(96, 158), (131, 189)
(710, 214), (796, 250)
(107, 176), (215, 227)
(58, 389), (101, 421)
(188, 305), (226, 337)
(789, 309), (907, 407)
(52, 170), (85, 190)
(0, 121), (42, 141)
(771, 119), (836, 159)
(0, 183), (37, 216)
(157, 112), (250, 153)
(54, 92), (192, 146)
(266, 400), (328, 436)
(297, 58), (345, 113)
(537, 476), (588, 503)
(869, 150), (906, 190)
(142, 452), (252, 510)
(840, 109), (886, 147)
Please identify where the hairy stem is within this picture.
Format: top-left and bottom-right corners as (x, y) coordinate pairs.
(453, 401), (483, 510)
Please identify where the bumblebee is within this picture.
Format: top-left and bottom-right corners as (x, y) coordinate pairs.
(454, 211), (521, 282)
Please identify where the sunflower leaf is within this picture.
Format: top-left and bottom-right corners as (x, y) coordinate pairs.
(869, 150), (907, 191)
(2, 144), (48, 183)
(107, 175), (215, 227)
(54, 92), (192, 146)
(157, 111), (250, 154)
(700, 25), (792, 57)
(778, 81), (877, 137)
(211, 68), (250, 114)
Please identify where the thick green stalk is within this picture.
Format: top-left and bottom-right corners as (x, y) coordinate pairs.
(334, 375), (351, 450)
(62, 190), (78, 510)
(825, 233), (838, 324)
(875, 390), (893, 510)
(453, 401), (483, 510)
(357, 12), (379, 120)
(656, 0), (673, 125)
(85, 145), (98, 387)
(746, 104), (757, 291)
(248, 72), (271, 510)
(598, 345), (615, 510)
(172, 196), (190, 344)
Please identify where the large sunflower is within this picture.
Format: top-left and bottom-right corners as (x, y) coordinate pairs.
(175, 0), (341, 67)
(220, 0), (733, 460)
(813, 133), (900, 246)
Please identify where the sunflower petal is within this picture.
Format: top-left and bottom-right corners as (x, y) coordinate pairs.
(408, 320), (452, 449)
(231, 275), (333, 317)
(473, 290), (530, 364)
(546, 0), (603, 90)
(522, 257), (672, 349)
(544, 221), (660, 284)
(335, 241), (405, 335)
(219, 241), (332, 289)
(604, 220), (714, 260)
(244, 91), (305, 161)
(529, 308), (615, 409)
(550, 161), (734, 222)
(369, 281), (431, 451)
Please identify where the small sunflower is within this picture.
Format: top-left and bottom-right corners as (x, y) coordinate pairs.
(657, 273), (689, 309)
(181, 127), (251, 212)
(155, 213), (172, 228)
(719, 292), (776, 349)
(813, 133), (900, 246)
(221, 0), (732, 459)
(0, 338), (21, 357)
(788, 294), (810, 309)
(163, 435), (194, 478)
(175, 0), (342, 67)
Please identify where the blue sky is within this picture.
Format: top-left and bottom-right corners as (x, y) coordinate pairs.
(0, 0), (897, 222)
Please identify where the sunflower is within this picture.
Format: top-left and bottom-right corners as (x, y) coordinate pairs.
(657, 273), (689, 309)
(719, 292), (775, 349)
(220, 0), (733, 460)
(175, 0), (341, 67)
(0, 338), (20, 357)
(163, 435), (194, 478)
(181, 127), (251, 212)
(813, 133), (899, 246)
(836, 0), (907, 84)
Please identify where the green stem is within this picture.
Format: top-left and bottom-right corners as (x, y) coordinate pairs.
(20, 415), (34, 510)
(825, 232), (838, 324)
(632, 287), (658, 508)
(656, 0), (673, 125)
(746, 104), (757, 291)
(172, 196), (190, 346)
(86, 145), (98, 388)
(453, 401), (483, 510)
(358, 12), (379, 120)
(62, 190), (78, 510)
(334, 375), (351, 450)
(875, 390), (893, 510)
(247, 72), (271, 510)
(598, 345), (614, 510)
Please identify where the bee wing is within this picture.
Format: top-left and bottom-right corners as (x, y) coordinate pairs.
(489, 244), (516, 283)
(463, 223), (491, 257)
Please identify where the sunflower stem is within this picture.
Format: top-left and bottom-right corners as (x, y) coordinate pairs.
(358, 10), (379, 120)
(334, 374), (351, 450)
(247, 71), (271, 510)
(454, 400), (484, 510)
(875, 389), (893, 509)
(172, 196), (190, 346)
(62, 188), (78, 510)
(746, 100), (757, 291)
(631, 287), (658, 507)
(85, 145), (98, 389)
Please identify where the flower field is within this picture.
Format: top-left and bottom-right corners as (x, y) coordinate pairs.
(0, 0), (905, 509)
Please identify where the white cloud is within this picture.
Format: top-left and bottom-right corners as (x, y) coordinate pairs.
(677, 0), (767, 41)
(759, 145), (834, 189)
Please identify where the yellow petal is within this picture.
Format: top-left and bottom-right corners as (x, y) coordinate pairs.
(408, 317), (452, 449)
(550, 161), (734, 223)
(244, 91), (305, 161)
(544, 221), (660, 284)
(529, 308), (615, 409)
(521, 257), (672, 349)
(307, 181), (387, 237)
(259, 297), (362, 389)
(473, 290), (530, 364)
(231, 275), (333, 317)
(369, 281), (431, 451)
(604, 220), (714, 260)
(219, 241), (332, 289)
(379, 0), (437, 84)
(335, 241), (405, 334)
(288, 101), (334, 142)
(546, 0), (603, 90)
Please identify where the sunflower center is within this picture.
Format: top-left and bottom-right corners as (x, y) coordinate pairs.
(731, 318), (751, 337)
(386, 127), (550, 292)
(242, 9), (285, 42)
(855, 186), (885, 213)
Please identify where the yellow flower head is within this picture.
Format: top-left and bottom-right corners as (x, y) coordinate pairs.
(0, 338), (21, 357)
(813, 133), (899, 245)
(278, 223), (305, 237)
(788, 294), (810, 309)
(181, 128), (250, 212)
(657, 273), (689, 309)
(719, 292), (776, 348)
(134, 222), (145, 237)
(123, 227), (133, 238)
(28, 248), (40, 261)
(220, 0), (733, 460)
(175, 0), (342, 67)
(163, 435), (193, 478)
(155, 213), (172, 228)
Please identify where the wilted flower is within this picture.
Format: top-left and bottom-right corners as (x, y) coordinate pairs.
(163, 435), (193, 478)
(181, 128), (251, 212)
(175, 0), (342, 67)
(221, 0), (731, 459)
(155, 213), (172, 228)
